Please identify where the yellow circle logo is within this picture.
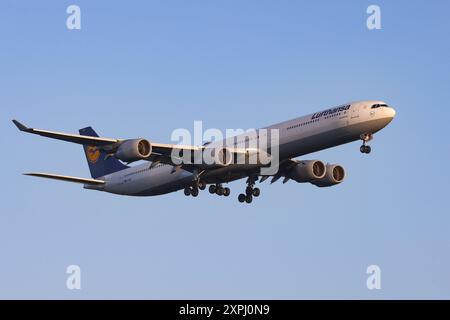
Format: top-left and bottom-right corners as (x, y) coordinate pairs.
(86, 146), (100, 164)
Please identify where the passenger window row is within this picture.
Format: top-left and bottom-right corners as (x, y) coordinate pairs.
(125, 163), (166, 177)
(287, 118), (320, 130)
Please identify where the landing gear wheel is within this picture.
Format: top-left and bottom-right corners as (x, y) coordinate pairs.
(191, 188), (199, 197)
(184, 187), (191, 196)
(241, 175), (258, 203)
(209, 185), (216, 194)
(360, 133), (373, 154)
(360, 145), (372, 154)
(216, 187), (224, 196)
(198, 181), (206, 190)
(223, 187), (231, 197)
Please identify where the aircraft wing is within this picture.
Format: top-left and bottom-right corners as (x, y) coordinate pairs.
(24, 172), (105, 185)
(13, 119), (201, 154)
(13, 120), (119, 146)
(13, 120), (265, 173)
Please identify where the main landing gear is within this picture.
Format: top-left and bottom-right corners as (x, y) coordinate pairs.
(184, 180), (206, 198)
(184, 185), (199, 197)
(360, 133), (373, 154)
(208, 184), (231, 197)
(184, 177), (263, 204)
(238, 176), (260, 204)
(184, 182), (230, 198)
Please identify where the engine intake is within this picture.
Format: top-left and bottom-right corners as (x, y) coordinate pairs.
(288, 160), (326, 183)
(311, 164), (345, 187)
(115, 139), (152, 163)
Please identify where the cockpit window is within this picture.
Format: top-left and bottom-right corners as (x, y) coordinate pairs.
(371, 104), (389, 109)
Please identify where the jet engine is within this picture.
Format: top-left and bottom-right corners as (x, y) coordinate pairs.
(115, 139), (152, 163)
(311, 164), (345, 187)
(287, 160), (326, 183)
(214, 147), (234, 166)
(202, 147), (234, 166)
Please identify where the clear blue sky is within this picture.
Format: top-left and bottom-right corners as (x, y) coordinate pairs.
(1, 0), (449, 299)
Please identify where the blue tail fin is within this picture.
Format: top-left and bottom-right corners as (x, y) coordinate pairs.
(79, 127), (129, 179)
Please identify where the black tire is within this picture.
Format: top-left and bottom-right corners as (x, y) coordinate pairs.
(209, 185), (216, 194)
(246, 186), (253, 196)
(191, 188), (199, 197)
(245, 195), (253, 204)
(365, 145), (372, 154)
(184, 187), (191, 196)
(360, 145), (366, 153)
(199, 182), (206, 190)
(216, 187), (224, 196)
(252, 188), (260, 197)
(238, 194), (246, 203)
(223, 187), (230, 197)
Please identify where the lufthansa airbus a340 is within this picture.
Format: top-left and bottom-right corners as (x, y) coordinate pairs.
(13, 100), (395, 204)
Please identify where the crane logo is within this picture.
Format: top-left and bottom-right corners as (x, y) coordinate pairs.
(86, 146), (100, 164)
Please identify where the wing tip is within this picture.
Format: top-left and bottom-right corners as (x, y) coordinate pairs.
(22, 172), (105, 185)
(23, 172), (39, 177)
(12, 120), (31, 132)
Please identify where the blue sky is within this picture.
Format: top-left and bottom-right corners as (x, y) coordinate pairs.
(1, 0), (449, 299)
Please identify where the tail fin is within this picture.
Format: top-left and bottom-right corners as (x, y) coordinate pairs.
(79, 127), (129, 179)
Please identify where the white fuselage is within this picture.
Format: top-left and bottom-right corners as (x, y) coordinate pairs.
(91, 100), (395, 196)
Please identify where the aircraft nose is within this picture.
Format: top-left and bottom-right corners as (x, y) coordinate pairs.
(387, 107), (396, 119)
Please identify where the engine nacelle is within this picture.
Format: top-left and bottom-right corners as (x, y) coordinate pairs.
(214, 147), (234, 166)
(115, 139), (152, 163)
(288, 160), (326, 183)
(202, 147), (234, 166)
(311, 164), (345, 187)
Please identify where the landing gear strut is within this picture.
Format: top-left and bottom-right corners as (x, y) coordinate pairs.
(184, 171), (205, 198)
(360, 133), (373, 154)
(238, 176), (260, 204)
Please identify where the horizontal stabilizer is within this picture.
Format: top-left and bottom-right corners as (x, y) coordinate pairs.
(24, 172), (105, 185)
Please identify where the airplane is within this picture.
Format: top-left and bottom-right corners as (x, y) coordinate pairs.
(13, 100), (395, 204)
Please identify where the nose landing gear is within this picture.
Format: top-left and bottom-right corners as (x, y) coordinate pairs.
(360, 133), (373, 154)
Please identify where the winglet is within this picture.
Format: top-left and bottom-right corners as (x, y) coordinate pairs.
(12, 120), (32, 132)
